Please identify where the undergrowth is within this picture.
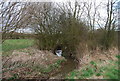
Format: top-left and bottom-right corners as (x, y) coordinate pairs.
(66, 55), (119, 79)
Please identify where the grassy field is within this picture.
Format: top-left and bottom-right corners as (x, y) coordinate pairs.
(2, 39), (34, 52)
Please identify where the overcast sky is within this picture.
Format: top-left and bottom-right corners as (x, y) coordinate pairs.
(0, 0), (113, 2)
(1, 0), (120, 33)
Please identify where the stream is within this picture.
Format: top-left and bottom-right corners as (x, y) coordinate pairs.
(50, 57), (77, 79)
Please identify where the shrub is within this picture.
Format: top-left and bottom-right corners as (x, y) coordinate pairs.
(35, 16), (88, 57)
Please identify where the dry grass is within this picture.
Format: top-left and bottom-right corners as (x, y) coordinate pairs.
(2, 47), (65, 79)
(77, 47), (118, 68)
(66, 47), (119, 79)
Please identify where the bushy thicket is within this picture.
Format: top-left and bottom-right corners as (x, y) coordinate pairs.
(35, 20), (117, 58)
(36, 22), (117, 59)
(4, 32), (35, 39)
(35, 16), (88, 56)
(32, 3), (117, 57)
(86, 29), (117, 50)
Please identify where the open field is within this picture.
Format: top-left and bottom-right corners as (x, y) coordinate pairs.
(2, 39), (34, 52)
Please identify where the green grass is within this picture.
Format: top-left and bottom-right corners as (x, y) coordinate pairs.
(66, 55), (120, 79)
(43, 59), (65, 73)
(2, 39), (34, 52)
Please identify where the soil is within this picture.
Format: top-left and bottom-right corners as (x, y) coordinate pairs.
(50, 57), (77, 79)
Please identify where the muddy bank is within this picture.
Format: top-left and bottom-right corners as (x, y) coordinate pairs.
(50, 57), (77, 79)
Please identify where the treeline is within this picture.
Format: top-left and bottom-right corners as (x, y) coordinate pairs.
(23, 2), (117, 58)
(4, 32), (36, 39)
(1, 1), (118, 58)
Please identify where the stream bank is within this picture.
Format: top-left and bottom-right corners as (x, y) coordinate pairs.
(50, 57), (77, 79)
(3, 47), (78, 79)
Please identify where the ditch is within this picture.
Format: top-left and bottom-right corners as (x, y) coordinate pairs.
(50, 57), (77, 79)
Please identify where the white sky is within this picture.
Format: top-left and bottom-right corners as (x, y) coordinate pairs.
(1, 0), (120, 33)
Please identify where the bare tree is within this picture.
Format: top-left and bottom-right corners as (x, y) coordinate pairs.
(101, 0), (117, 49)
(84, 0), (102, 31)
(1, 2), (27, 42)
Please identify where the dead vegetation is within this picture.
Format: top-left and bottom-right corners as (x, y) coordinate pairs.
(77, 47), (118, 68)
(2, 47), (66, 79)
(66, 47), (119, 79)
